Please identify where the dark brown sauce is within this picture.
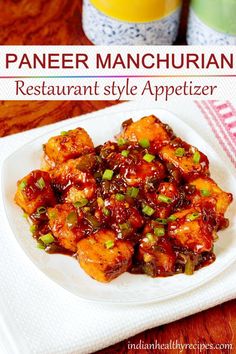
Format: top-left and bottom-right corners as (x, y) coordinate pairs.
(18, 118), (231, 280)
(45, 243), (75, 257)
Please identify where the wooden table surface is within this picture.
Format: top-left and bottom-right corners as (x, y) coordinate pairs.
(0, 1), (235, 353)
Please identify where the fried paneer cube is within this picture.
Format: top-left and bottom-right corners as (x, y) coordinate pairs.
(168, 208), (214, 253)
(120, 158), (166, 188)
(15, 170), (56, 214)
(97, 194), (144, 239)
(138, 236), (176, 277)
(77, 229), (133, 282)
(118, 115), (172, 148)
(48, 203), (93, 252)
(44, 128), (94, 167)
(189, 177), (233, 215)
(99, 144), (166, 189)
(159, 139), (209, 180)
(141, 182), (179, 220)
(49, 157), (96, 202)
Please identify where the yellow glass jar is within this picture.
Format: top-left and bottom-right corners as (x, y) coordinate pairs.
(90, 0), (182, 23)
(83, 0), (183, 45)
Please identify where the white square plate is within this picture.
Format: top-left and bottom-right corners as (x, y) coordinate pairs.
(2, 108), (236, 304)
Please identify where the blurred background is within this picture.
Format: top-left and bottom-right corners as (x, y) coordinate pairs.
(0, 0), (189, 45)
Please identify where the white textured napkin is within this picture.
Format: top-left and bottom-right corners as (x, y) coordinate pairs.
(0, 101), (236, 354)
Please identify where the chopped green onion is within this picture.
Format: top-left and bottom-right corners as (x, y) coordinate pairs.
(185, 257), (194, 275)
(74, 198), (88, 208)
(119, 222), (130, 231)
(19, 180), (27, 190)
(61, 131), (68, 136)
(143, 263), (154, 276)
(193, 151), (201, 164)
(36, 206), (47, 215)
(102, 169), (114, 181)
(86, 214), (100, 229)
(121, 150), (129, 157)
(102, 207), (110, 216)
(116, 193), (125, 201)
(37, 242), (46, 250)
(30, 224), (37, 234)
(187, 212), (200, 221)
(156, 218), (168, 225)
(39, 233), (55, 245)
(97, 197), (104, 208)
(83, 207), (90, 213)
(200, 189), (211, 197)
(104, 240), (114, 249)
(175, 147), (185, 157)
(117, 138), (127, 146)
(127, 187), (139, 198)
(154, 227), (165, 237)
(22, 213), (28, 219)
(168, 215), (177, 222)
(146, 233), (154, 242)
(158, 194), (172, 204)
(142, 205), (155, 216)
(143, 153), (155, 163)
(139, 138), (150, 148)
(35, 177), (45, 190)
(66, 211), (78, 228)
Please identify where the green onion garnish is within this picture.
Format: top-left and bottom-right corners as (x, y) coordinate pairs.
(146, 233), (154, 242)
(66, 211), (78, 228)
(61, 131), (68, 136)
(39, 233), (55, 245)
(104, 240), (114, 249)
(119, 222), (130, 230)
(116, 193), (125, 201)
(143, 153), (155, 163)
(158, 194), (172, 204)
(37, 242), (46, 250)
(22, 213), (28, 219)
(36, 206), (47, 215)
(117, 138), (127, 146)
(19, 180), (27, 190)
(102, 169), (114, 181)
(35, 177), (45, 190)
(30, 224), (37, 234)
(154, 227), (165, 237)
(168, 215), (177, 222)
(175, 147), (185, 157)
(139, 138), (150, 148)
(156, 218), (168, 225)
(97, 197), (104, 208)
(187, 212), (200, 221)
(86, 214), (100, 229)
(193, 151), (201, 164)
(74, 198), (88, 208)
(102, 207), (110, 216)
(142, 205), (155, 216)
(185, 257), (194, 275)
(121, 150), (129, 157)
(127, 187), (139, 198)
(200, 189), (211, 197)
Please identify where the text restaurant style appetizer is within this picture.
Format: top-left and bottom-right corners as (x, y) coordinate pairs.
(15, 115), (233, 283)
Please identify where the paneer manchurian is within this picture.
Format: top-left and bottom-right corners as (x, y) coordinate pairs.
(15, 116), (233, 282)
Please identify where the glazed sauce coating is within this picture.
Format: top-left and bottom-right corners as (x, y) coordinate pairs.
(15, 115), (233, 282)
